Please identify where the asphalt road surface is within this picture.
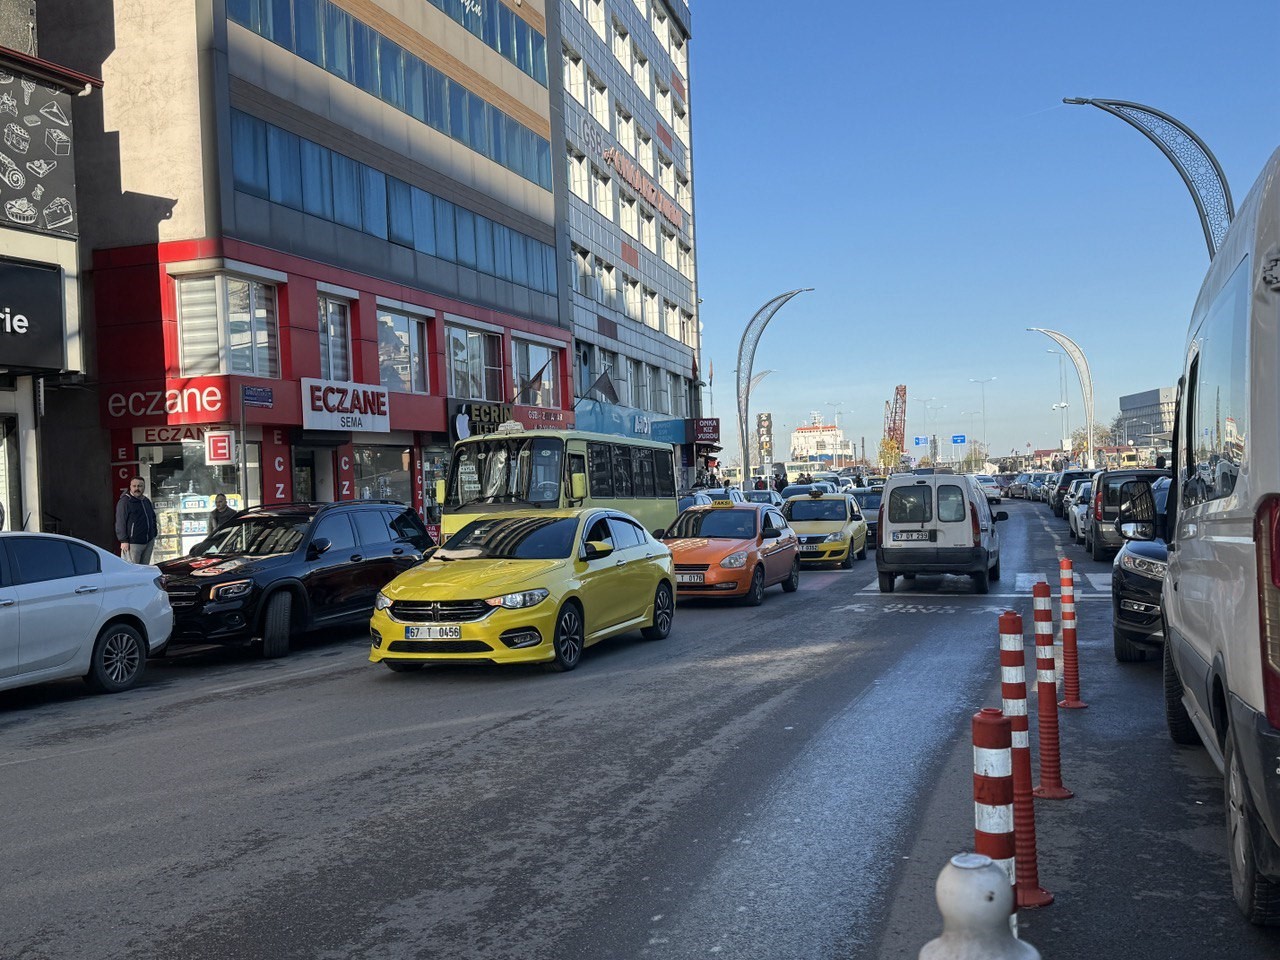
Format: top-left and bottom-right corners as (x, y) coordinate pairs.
(2, 501), (1278, 959)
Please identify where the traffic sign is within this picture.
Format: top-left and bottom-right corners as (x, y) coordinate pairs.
(242, 385), (274, 408)
(951, 434), (967, 445)
(913, 436), (929, 446)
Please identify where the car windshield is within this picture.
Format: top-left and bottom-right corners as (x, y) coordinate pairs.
(784, 499), (848, 522)
(852, 491), (882, 511)
(445, 436), (564, 508)
(197, 516), (312, 556)
(438, 516), (578, 560)
(745, 490), (775, 503)
(668, 509), (757, 539)
(1153, 477), (1171, 512)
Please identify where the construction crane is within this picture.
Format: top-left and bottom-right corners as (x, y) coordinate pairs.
(880, 384), (907, 468)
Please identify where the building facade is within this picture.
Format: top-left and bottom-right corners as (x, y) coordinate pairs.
(43, 0), (575, 555)
(790, 415), (852, 464)
(1117, 387), (1176, 444)
(551, 0), (700, 481)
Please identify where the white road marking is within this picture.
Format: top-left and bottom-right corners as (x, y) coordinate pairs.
(1085, 572), (1113, 591)
(1014, 573), (1050, 591)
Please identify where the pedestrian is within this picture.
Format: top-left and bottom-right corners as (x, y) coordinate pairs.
(208, 493), (237, 532)
(115, 476), (158, 564)
(1156, 455), (1167, 470)
(754, 477), (766, 490)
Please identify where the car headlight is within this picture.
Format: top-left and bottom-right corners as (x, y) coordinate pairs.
(484, 588), (550, 609)
(824, 532), (848, 542)
(720, 551), (748, 568)
(1121, 553), (1167, 581)
(211, 579), (253, 602)
(374, 591), (393, 611)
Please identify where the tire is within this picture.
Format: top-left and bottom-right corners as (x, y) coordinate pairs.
(1163, 638), (1199, 745)
(972, 565), (990, 595)
(641, 582), (673, 640)
(781, 558), (800, 593)
(840, 548), (854, 570)
(261, 592), (292, 659)
(1090, 529), (1108, 562)
(743, 566), (765, 606)
(385, 661), (425, 673)
(878, 572), (895, 593)
(85, 623), (147, 693)
(990, 557), (1001, 582)
(856, 537), (867, 561)
(1225, 733), (1280, 924)
(549, 603), (584, 672)
(1112, 626), (1148, 663)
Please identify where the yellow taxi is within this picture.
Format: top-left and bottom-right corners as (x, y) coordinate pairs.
(663, 501), (800, 604)
(369, 509), (673, 673)
(783, 491), (868, 568)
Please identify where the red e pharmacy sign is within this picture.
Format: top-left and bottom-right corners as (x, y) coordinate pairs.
(205, 430), (236, 465)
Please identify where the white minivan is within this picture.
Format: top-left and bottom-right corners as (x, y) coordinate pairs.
(1117, 145), (1280, 924)
(876, 473), (1005, 593)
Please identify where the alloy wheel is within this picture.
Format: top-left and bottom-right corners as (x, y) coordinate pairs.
(101, 630), (141, 685)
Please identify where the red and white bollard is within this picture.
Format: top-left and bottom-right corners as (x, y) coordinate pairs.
(999, 611), (1053, 908)
(1058, 558), (1087, 709)
(1032, 582), (1073, 799)
(972, 707), (1015, 888)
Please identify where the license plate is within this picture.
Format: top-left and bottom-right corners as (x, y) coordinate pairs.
(676, 573), (704, 584)
(800, 544), (823, 553)
(892, 531), (930, 542)
(405, 626), (462, 640)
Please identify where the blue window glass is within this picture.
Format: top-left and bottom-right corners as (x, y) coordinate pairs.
(514, 18), (530, 74)
(411, 187), (436, 256)
(361, 166), (388, 239)
(504, 114), (524, 178)
(509, 231), (528, 286)
(293, 0), (322, 64)
(525, 236), (541, 292)
(468, 96), (489, 158)
(332, 152), (362, 230)
(531, 32), (547, 86)
(481, 5), (497, 46)
(543, 244), (557, 293)
(404, 56), (426, 123)
(265, 0), (293, 47)
(433, 197), (456, 261)
(464, 1), (482, 37)
(378, 37), (404, 110)
(448, 82), (468, 143)
(493, 222), (511, 278)
(231, 111), (269, 197)
(300, 139), (333, 220)
(497, 5), (513, 59)
(352, 20), (379, 97)
(266, 125), (302, 208)
(455, 208), (477, 268)
(323, 2), (351, 81)
(535, 138), (551, 190)
(475, 216), (495, 274)
(426, 66), (448, 133)
(444, 0), (463, 20)
(227, 0), (256, 28)
(387, 177), (414, 248)
(487, 107), (505, 166)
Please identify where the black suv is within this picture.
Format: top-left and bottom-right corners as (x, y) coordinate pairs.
(1048, 469), (1093, 517)
(158, 501), (434, 657)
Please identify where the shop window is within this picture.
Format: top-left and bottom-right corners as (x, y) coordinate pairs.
(513, 339), (561, 407)
(178, 275), (279, 379)
(318, 295), (352, 381)
(377, 309), (430, 394)
(0, 416), (17, 531)
(138, 441), (261, 562)
(445, 323), (503, 400)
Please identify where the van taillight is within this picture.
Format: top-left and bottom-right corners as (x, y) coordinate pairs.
(1093, 486), (1104, 521)
(878, 502), (885, 535)
(970, 502), (981, 541)
(1253, 496), (1280, 729)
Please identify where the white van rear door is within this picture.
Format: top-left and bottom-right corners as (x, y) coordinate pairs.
(934, 479), (974, 550)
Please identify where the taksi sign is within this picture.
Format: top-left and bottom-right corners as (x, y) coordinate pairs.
(451, 400), (514, 441)
(301, 378), (390, 432)
(0, 258), (65, 371)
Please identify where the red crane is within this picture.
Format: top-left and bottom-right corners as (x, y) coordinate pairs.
(884, 384), (907, 458)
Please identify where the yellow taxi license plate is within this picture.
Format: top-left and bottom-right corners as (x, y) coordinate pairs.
(676, 573), (704, 584)
(800, 544), (822, 552)
(405, 626), (462, 640)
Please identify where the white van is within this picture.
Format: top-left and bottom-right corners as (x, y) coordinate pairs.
(876, 474), (1005, 593)
(1117, 146), (1280, 923)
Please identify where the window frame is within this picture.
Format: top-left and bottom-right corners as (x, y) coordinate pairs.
(177, 273), (280, 379)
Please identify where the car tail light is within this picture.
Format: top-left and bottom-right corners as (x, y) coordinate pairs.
(878, 501), (885, 536)
(970, 502), (981, 542)
(1253, 497), (1280, 728)
(1093, 485), (1105, 521)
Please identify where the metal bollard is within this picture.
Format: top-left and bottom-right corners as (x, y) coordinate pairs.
(919, 853), (1042, 960)
(1032, 582), (1073, 799)
(1058, 558), (1088, 709)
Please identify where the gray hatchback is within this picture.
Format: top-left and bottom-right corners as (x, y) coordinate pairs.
(1084, 467), (1171, 561)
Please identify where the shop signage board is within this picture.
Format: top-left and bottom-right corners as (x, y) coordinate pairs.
(693, 418), (720, 443)
(0, 256), (64, 370)
(301, 378), (390, 432)
(241, 385), (274, 408)
(451, 399), (514, 441)
(204, 430), (236, 465)
(0, 70), (80, 239)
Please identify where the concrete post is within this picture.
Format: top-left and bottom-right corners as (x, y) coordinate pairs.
(919, 854), (1041, 960)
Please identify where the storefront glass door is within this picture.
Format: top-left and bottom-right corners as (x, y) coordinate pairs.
(138, 441), (262, 562)
(0, 416), (18, 531)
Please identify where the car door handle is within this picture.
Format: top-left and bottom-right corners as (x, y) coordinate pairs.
(350, 554), (364, 562)
(75, 586), (99, 595)
(615, 559), (628, 567)
(392, 547), (404, 555)
(0, 598), (14, 607)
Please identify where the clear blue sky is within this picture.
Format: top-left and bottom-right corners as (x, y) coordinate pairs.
(691, 0), (1278, 466)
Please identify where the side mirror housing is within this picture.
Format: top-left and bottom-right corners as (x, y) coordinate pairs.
(434, 479), (446, 504)
(583, 540), (614, 560)
(570, 472), (588, 501)
(1116, 480), (1157, 541)
(761, 526), (781, 540)
(307, 536), (333, 560)
(994, 511), (1009, 522)
(652, 528), (665, 540)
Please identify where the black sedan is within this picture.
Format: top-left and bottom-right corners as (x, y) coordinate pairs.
(1111, 477), (1170, 662)
(851, 488), (883, 547)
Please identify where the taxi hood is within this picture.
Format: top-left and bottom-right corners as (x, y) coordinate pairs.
(384, 557), (566, 597)
(664, 536), (756, 558)
(787, 519), (848, 534)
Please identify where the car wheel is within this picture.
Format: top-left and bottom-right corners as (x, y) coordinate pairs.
(840, 548), (854, 570)
(85, 622), (147, 693)
(781, 557), (800, 593)
(261, 592), (292, 659)
(743, 566), (766, 606)
(878, 572), (895, 593)
(1225, 732), (1280, 924)
(1164, 638), (1199, 745)
(641, 582), (674, 640)
(1090, 532), (1107, 562)
(385, 661), (425, 673)
(990, 557), (1001, 582)
(1112, 626), (1149, 663)
(549, 602), (584, 672)
(856, 537), (867, 560)
(972, 565), (990, 595)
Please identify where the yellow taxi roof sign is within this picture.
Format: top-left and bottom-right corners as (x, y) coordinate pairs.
(710, 499), (734, 507)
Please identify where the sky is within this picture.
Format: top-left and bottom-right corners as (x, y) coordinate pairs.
(689, 0), (1279, 466)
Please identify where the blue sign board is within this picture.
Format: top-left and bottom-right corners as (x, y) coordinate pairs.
(913, 436), (929, 446)
(951, 434), (967, 445)
(241, 385), (274, 408)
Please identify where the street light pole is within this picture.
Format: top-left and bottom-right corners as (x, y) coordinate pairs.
(969, 378), (995, 459)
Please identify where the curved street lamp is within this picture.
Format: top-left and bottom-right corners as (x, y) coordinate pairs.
(736, 288), (813, 478)
(1027, 329), (1094, 468)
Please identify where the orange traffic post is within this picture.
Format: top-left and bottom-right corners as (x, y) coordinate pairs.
(1058, 558), (1087, 709)
(972, 707), (1016, 896)
(1032, 582), (1073, 800)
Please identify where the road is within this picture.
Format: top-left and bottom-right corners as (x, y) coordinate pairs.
(2, 502), (1277, 959)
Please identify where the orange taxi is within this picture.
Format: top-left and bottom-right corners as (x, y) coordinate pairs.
(662, 501), (800, 605)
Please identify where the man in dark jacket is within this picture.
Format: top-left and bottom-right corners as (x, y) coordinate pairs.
(208, 493), (236, 533)
(115, 476), (159, 564)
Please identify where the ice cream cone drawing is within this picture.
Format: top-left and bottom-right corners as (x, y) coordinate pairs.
(21, 78), (35, 105)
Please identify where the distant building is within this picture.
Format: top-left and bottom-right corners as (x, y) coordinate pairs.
(1118, 388), (1176, 444)
(790, 411), (852, 463)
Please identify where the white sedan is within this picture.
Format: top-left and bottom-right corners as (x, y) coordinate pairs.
(0, 533), (172, 695)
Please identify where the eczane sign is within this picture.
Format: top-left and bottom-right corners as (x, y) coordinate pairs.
(301, 378), (390, 432)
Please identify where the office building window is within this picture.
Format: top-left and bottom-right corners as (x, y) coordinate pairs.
(569, 148), (590, 201)
(630, 358), (647, 409)
(589, 74), (610, 128)
(377, 309), (430, 393)
(632, 49), (650, 98)
(446, 323), (503, 400)
(638, 131), (654, 175)
(317, 295), (351, 381)
(513, 339), (561, 406)
(563, 47), (585, 104)
(623, 277), (641, 321)
(593, 167), (614, 220)
(643, 288), (659, 329)
(178, 275), (279, 378)
(639, 210), (656, 252)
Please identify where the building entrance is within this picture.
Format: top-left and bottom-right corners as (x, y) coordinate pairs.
(293, 448), (335, 503)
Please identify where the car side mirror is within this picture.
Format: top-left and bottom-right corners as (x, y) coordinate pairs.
(994, 511), (1008, 522)
(761, 526), (781, 540)
(583, 540), (614, 560)
(1116, 479), (1157, 541)
(571, 472), (588, 501)
(434, 479), (446, 504)
(307, 537), (332, 560)
(652, 528), (665, 540)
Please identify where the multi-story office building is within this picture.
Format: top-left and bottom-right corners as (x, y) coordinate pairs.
(550, 0), (701, 481)
(1117, 387), (1176, 444)
(43, 0), (574, 555)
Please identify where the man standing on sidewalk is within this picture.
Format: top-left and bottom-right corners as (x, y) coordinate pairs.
(115, 476), (158, 564)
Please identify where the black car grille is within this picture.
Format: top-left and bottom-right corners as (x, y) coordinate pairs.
(389, 600), (492, 623)
(800, 535), (828, 545)
(163, 583), (202, 608)
(674, 563), (709, 573)
(387, 640), (493, 654)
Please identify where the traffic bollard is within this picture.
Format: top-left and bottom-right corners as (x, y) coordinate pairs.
(1032, 582), (1073, 799)
(971, 707), (1015, 886)
(999, 612), (1053, 908)
(918, 853), (1041, 960)
(1058, 558), (1088, 709)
